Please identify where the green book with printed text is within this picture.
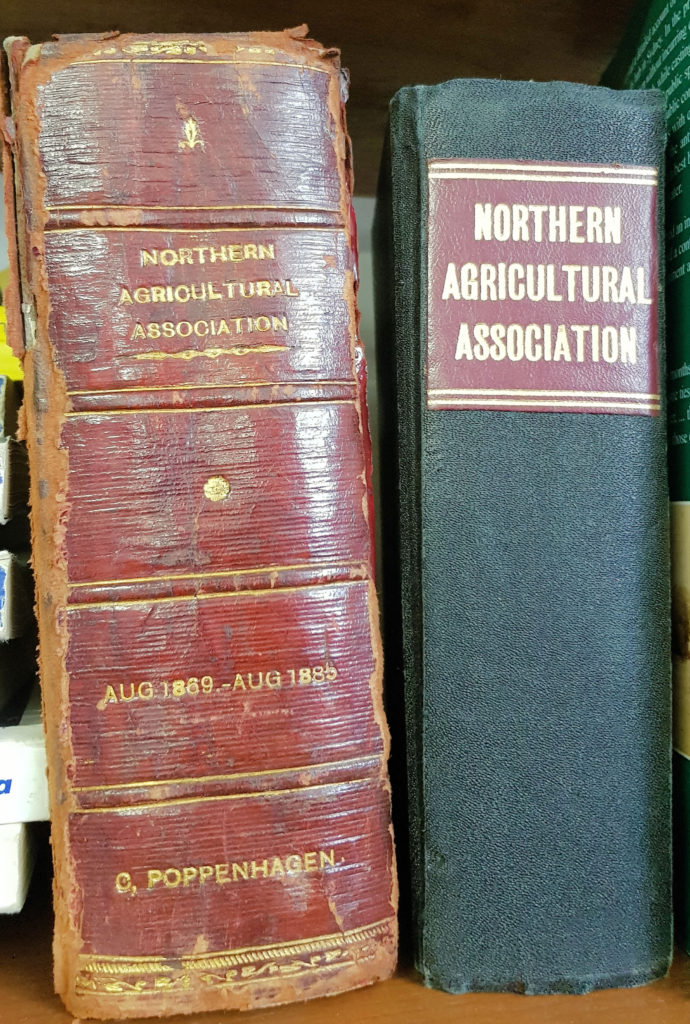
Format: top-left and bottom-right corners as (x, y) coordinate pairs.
(605, 0), (690, 953)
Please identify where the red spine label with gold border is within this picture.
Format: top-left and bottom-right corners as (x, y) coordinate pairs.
(426, 158), (659, 415)
(5, 29), (396, 1019)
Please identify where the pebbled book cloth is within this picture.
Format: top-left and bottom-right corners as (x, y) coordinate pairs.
(374, 78), (671, 994)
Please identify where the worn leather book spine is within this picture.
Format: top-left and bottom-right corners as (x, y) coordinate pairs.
(375, 78), (670, 993)
(4, 29), (396, 1018)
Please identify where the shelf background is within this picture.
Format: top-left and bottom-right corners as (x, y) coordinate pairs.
(0, 0), (637, 193)
(1, 1), (686, 1021)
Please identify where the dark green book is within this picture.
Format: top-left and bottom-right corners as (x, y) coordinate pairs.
(374, 78), (671, 993)
(604, 0), (690, 956)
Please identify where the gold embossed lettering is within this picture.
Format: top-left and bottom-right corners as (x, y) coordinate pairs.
(138, 243), (276, 267)
(250, 860), (269, 878)
(122, 850), (341, 896)
(115, 871), (134, 893)
(100, 685), (118, 708)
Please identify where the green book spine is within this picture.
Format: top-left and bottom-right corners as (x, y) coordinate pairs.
(605, 0), (690, 953)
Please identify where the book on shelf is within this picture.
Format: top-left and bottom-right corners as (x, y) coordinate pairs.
(3, 27), (397, 1019)
(374, 77), (671, 993)
(603, 0), (690, 956)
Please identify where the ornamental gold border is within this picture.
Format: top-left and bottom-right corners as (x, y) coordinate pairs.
(72, 59), (332, 74)
(74, 917), (396, 995)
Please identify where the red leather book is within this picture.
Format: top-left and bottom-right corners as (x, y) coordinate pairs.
(4, 28), (397, 1018)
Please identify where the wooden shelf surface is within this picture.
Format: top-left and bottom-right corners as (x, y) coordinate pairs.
(1, 846), (689, 1024)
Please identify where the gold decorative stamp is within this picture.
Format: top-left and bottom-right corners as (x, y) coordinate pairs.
(92, 41), (209, 57)
(203, 476), (230, 502)
(179, 117), (205, 151)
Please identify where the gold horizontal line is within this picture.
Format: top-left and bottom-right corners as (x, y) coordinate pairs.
(429, 395), (659, 405)
(78, 917), (395, 965)
(428, 160), (657, 176)
(429, 173), (656, 186)
(132, 345), (289, 361)
(428, 398), (659, 410)
(48, 224), (344, 234)
(72, 59), (330, 73)
(73, 754), (380, 793)
(67, 379), (355, 395)
(46, 203), (340, 212)
(429, 388), (660, 399)
(69, 557), (359, 588)
(72, 777), (369, 814)
(67, 576), (367, 611)
(64, 398), (355, 417)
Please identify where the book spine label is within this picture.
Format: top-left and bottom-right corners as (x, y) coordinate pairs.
(71, 782), (394, 997)
(67, 582), (382, 788)
(46, 227), (356, 401)
(427, 158), (659, 414)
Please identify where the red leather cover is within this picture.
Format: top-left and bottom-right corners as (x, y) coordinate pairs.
(5, 29), (396, 1018)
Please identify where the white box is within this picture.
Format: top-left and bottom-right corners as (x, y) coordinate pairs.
(0, 821), (36, 913)
(0, 684), (48, 823)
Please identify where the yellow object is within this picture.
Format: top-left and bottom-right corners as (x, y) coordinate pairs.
(0, 306), (23, 381)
